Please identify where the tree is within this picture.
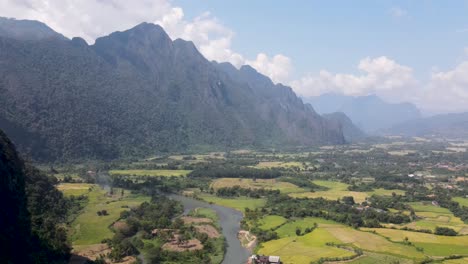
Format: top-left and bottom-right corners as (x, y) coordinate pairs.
(295, 227), (302, 236)
(342, 196), (355, 206)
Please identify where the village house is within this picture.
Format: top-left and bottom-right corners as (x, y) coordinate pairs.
(250, 255), (281, 264)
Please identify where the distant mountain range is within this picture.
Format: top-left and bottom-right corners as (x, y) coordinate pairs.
(385, 112), (468, 139)
(322, 112), (366, 142)
(0, 17), (345, 161)
(304, 93), (422, 133)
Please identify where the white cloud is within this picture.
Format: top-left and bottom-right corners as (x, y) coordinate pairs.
(389, 7), (407, 18)
(291, 56), (468, 113)
(246, 53), (293, 84)
(0, 0), (291, 83)
(422, 61), (468, 112)
(291, 56), (417, 101)
(464, 47), (468, 56)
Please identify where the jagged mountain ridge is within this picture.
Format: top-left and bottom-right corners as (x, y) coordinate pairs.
(0, 19), (344, 161)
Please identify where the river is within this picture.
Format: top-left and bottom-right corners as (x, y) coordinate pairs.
(169, 194), (250, 264)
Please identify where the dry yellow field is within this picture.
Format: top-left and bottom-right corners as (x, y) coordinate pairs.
(288, 180), (368, 203)
(210, 178), (306, 194)
(56, 183), (94, 196)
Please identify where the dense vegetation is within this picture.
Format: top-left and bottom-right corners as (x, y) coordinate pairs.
(0, 18), (344, 162)
(0, 130), (71, 263)
(189, 165), (281, 179)
(109, 195), (221, 263)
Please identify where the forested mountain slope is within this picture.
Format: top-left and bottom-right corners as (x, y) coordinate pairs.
(0, 19), (344, 161)
(0, 129), (70, 263)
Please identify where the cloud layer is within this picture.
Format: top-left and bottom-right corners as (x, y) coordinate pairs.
(293, 55), (468, 113)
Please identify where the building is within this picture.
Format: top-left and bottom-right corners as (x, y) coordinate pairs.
(250, 255), (281, 264)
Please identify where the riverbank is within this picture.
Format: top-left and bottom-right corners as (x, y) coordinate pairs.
(169, 194), (251, 264)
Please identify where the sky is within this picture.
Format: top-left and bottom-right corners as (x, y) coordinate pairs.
(1, 0), (468, 113)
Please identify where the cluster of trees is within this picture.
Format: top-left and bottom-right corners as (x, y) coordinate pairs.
(295, 223), (317, 236)
(367, 194), (411, 212)
(434, 227), (458, 236)
(433, 187), (468, 223)
(112, 175), (210, 195)
(188, 165), (281, 179)
(263, 194), (410, 228)
(215, 186), (279, 198)
(25, 167), (74, 262)
(109, 195), (221, 263)
(109, 195), (183, 261)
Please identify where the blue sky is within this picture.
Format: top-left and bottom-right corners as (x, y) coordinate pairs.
(2, 0), (468, 112)
(175, 0), (468, 80)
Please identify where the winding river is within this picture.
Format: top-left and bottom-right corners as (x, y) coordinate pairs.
(169, 194), (250, 264)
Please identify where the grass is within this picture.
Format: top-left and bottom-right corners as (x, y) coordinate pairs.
(367, 188), (405, 196)
(364, 228), (468, 256)
(56, 183), (94, 197)
(324, 226), (425, 259)
(256, 217), (426, 263)
(108, 169), (191, 177)
(453, 197), (468, 207)
(65, 185), (150, 245)
(289, 180), (368, 203)
(275, 217), (339, 238)
(407, 202), (453, 214)
(210, 178), (306, 194)
(259, 215), (287, 230)
(347, 251), (412, 264)
(253, 161), (305, 169)
(198, 193), (266, 211)
(443, 257), (468, 264)
(189, 207), (219, 222)
(386, 202), (468, 234)
(258, 228), (354, 264)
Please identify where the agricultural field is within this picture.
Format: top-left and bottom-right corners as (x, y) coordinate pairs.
(323, 226), (425, 260)
(288, 180), (368, 203)
(368, 188), (405, 196)
(57, 183), (94, 197)
(384, 201), (468, 234)
(257, 217), (427, 264)
(274, 217), (338, 238)
(346, 252), (412, 264)
(63, 184), (150, 245)
(290, 180), (408, 203)
(253, 161), (307, 169)
(443, 257), (468, 264)
(365, 228), (468, 256)
(210, 178), (306, 194)
(407, 202), (453, 214)
(108, 169), (191, 177)
(257, 228), (354, 264)
(453, 197), (468, 207)
(258, 215), (287, 230)
(198, 193), (266, 211)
